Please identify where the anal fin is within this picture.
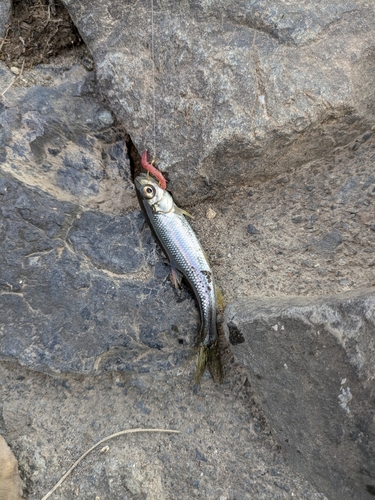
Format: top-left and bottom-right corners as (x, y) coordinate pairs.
(170, 267), (183, 290)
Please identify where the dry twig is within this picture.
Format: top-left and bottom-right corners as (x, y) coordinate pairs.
(0, 26), (10, 52)
(41, 427), (180, 500)
(1, 58), (25, 98)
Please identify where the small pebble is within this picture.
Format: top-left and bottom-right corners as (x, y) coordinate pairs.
(291, 216), (302, 224)
(248, 189), (254, 196)
(370, 224), (375, 231)
(96, 109), (114, 126)
(247, 224), (259, 234)
(206, 207), (216, 219)
(339, 279), (350, 286)
(10, 66), (20, 75)
(363, 131), (372, 141)
(352, 142), (360, 151)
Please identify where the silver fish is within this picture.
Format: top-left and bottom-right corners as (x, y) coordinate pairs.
(135, 173), (221, 381)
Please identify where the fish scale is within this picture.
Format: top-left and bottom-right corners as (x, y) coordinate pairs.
(152, 210), (217, 345)
(135, 173), (221, 381)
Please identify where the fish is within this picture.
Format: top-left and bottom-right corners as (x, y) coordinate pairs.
(135, 173), (222, 382)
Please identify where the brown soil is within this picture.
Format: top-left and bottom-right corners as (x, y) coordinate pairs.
(0, 0), (83, 71)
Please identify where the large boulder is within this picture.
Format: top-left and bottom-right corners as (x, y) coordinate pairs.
(62, 0), (375, 203)
(0, 63), (198, 375)
(225, 289), (375, 500)
(0, 174), (197, 374)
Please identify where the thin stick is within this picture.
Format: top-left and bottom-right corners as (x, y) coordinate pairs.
(41, 428), (180, 500)
(1, 58), (25, 97)
(0, 26), (10, 52)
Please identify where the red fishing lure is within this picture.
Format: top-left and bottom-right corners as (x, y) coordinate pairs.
(141, 151), (167, 190)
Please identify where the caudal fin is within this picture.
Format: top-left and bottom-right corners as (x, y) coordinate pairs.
(196, 341), (222, 383)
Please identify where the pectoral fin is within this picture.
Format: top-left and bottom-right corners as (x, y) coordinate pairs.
(174, 206), (194, 219)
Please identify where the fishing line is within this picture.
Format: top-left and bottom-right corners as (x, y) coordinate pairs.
(151, 0), (156, 160)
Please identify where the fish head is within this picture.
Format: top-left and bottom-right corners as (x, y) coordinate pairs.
(135, 174), (174, 213)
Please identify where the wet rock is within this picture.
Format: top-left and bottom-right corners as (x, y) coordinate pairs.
(62, 0), (375, 203)
(225, 289), (375, 500)
(0, 435), (23, 500)
(0, 175), (198, 374)
(0, 1), (11, 38)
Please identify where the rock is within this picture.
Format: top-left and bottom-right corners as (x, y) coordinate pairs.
(206, 207), (216, 219)
(311, 230), (343, 254)
(0, 362), (328, 500)
(0, 435), (23, 500)
(291, 216), (302, 224)
(0, 61), (199, 375)
(0, 63), (136, 215)
(0, 0), (11, 38)
(0, 174), (198, 374)
(225, 289), (375, 500)
(247, 224), (259, 235)
(62, 0), (375, 203)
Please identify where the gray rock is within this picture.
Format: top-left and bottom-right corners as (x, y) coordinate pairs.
(0, 0), (11, 38)
(247, 223), (259, 235)
(225, 289), (375, 500)
(1, 64), (136, 215)
(62, 0), (375, 204)
(0, 175), (198, 374)
(310, 230), (343, 255)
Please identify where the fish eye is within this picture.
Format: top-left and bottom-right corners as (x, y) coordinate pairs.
(142, 185), (156, 199)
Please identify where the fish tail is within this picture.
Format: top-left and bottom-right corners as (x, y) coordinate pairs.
(196, 340), (222, 383)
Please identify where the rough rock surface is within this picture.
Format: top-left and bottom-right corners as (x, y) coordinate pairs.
(225, 290), (375, 500)
(0, 172), (199, 374)
(1, 360), (329, 500)
(0, 60), (201, 375)
(191, 129), (375, 302)
(0, 0), (11, 39)
(0, 434), (23, 500)
(0, 62), (136, 215)
(0, 1), (375, 499)
(62, 0), (375, 203)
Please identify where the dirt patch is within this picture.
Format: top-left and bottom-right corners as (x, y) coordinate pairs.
(0, 0), (83, 71)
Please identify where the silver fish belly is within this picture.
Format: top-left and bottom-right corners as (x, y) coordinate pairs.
(135, 174), (221, 380)
(152, 207), (217, 346)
